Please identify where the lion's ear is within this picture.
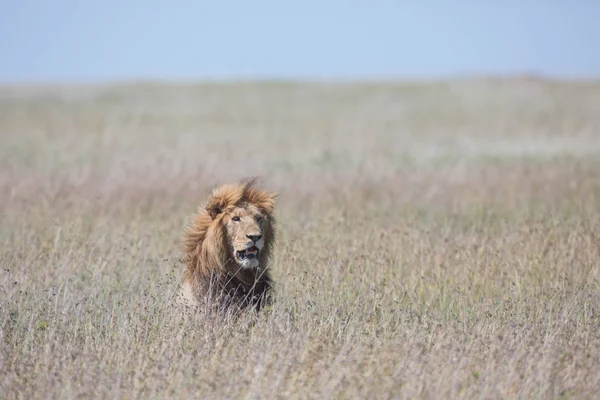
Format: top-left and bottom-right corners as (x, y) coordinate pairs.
(206, 198), (223, 220)
(260, 193), (279, 215)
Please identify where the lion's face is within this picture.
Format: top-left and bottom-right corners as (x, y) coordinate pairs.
(224, 203), (268, 269)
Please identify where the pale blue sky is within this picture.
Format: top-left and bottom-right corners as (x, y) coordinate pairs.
(1, 1), (598, 83)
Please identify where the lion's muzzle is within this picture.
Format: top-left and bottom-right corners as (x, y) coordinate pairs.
(236, 245), (259, 260)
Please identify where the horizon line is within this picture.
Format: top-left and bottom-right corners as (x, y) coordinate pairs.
(2, 72), (600, 88)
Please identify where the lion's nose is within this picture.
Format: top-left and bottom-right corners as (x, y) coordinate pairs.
(246, 234), (262, 243)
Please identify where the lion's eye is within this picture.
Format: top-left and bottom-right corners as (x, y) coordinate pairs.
(232, 216), (241, 222)
(256, 216), (263, 223)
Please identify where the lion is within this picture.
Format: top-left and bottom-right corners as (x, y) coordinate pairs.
(177, 178), (278, 313)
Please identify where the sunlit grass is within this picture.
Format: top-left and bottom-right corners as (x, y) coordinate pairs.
(1, 78), (600, 399)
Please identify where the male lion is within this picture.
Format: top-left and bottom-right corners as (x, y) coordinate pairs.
(178, 179), (278, 312)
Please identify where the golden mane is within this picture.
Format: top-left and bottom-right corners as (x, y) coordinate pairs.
(179, 178), (278, 311)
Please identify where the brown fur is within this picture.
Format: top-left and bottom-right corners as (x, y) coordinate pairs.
(178, 178), (278, 312)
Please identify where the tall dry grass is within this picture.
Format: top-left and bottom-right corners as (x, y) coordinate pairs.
(1, 78), (600, 399)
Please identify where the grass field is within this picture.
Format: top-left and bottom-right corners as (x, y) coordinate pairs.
(1, 78), (600, 399)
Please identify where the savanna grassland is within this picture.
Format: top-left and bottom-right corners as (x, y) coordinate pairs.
(1, 78), (600, 399)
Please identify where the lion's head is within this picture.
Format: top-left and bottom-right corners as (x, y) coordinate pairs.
(179, 178), (278, 311)
(221, 202), (269, 269)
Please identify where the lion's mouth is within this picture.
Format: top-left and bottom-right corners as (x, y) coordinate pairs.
(236, 246), (259, 261)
